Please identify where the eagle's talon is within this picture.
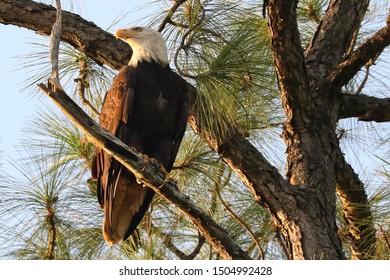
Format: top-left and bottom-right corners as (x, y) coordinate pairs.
(158, 166), (170, 188)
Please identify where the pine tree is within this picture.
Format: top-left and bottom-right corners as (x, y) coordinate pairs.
(0, 0), (389, 259)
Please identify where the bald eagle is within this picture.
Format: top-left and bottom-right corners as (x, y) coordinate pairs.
(91, 27), (189, 245)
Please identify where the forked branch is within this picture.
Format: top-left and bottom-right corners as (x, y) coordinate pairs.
(328, 11), (390, 88)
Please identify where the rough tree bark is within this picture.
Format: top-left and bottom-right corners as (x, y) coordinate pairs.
(1, 0), (390, 259)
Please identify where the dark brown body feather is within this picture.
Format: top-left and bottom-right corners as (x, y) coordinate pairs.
(91, 61), (189, 244)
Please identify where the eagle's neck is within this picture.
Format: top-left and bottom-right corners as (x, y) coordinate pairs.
(128, 41), (168, 67)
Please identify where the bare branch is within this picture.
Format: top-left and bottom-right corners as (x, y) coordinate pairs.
(173, 0), (205, 80)
(74, 56), (100, 116)
(37, 80), (251, 260)
(50, 0), (62, 85)
(327, 11), (390, 88)
(161, 228), (205, 260)
(218, 194), (265, 260)
(339, 94), (390, 122)
(44, 0), (62, 260)
(157, 0), (188, 32)
(353, 64), (370, 95)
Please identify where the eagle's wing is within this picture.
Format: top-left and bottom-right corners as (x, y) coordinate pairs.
(91, 65), (136, 205)
(91, 66), (151, 245)
(165, 79), (190, 172)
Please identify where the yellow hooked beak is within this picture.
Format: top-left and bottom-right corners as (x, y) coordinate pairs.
(115, 27), (142, 40)
(115, 29), (131, 39)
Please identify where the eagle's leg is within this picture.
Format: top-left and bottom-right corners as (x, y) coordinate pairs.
(157, 165), (170, 188)
(140, 154), (170, 187)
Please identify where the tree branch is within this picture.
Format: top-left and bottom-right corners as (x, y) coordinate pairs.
(335, 150), (377, 259)
(37, 80), (251, 260)
(161, 228), (205, 260)
(49, 0), (62, 86)
(45, 202), (56, 260)
(0, 0), (130, 69)
(339, 94), (390, 122)
(267, 0), (309, 106)
(75, 55), (100, 116)
(218, 193), (265, 260)
(327, 12), (390, 88)
(305, 0), (370, 79)
(157, 0), (188, 32)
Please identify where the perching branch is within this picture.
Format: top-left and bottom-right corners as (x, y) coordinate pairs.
(37, 80), (251, 260)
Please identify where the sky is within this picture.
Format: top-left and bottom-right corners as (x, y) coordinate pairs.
(0, 0), (157, 175)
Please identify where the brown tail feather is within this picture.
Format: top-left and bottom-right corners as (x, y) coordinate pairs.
(102, 175), (149, 245)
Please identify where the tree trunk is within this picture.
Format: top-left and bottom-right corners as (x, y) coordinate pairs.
(2, 0), (390, 259)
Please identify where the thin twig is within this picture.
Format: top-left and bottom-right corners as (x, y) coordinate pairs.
(49, 0), (63, 90)
(161, 227), (205, 260)
(255, 122), (284, 130)
(218, 194), (265, 260)
(346, 27), (360, 56)
(354, 53), (379, 95)
(158, 0), (189, 33)
(173, 0), (205, 80)
(167, 18), (229, 44)
(74, 56), (100, 116)
(353, 65), (370, 95)
(215, 167), (264, 259)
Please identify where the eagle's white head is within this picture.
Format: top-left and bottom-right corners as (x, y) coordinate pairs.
(115, 27), (169, 67)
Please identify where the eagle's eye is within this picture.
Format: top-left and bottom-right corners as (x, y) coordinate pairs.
(133, 27), (142, 32)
